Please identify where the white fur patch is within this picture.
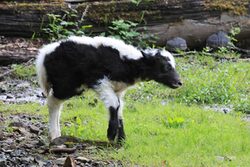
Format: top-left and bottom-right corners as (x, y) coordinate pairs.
(160, 50), (176, 68)
(143, 48), (158, 56)
(94, 36), (143, 60)
(36, 42), (60, 96)
(143, 48), (176, 68)
(68, 36), (143, 60)
(94, 77), (120, 109)
(116, 91), (126, 119)
(67, 36), (96, 46)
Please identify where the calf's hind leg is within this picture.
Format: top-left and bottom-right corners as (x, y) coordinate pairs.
(47, 94), (63, 140)
(116, 91), (126, 142)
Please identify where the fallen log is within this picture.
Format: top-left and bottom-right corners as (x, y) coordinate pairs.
(0, 55), (35, 66)
(0, 0), (249, 49)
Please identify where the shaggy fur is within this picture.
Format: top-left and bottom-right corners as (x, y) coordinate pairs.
(36, 36), (182, 142)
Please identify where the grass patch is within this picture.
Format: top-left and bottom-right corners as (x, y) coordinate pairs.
(1, 99), (249, 166)
(11, 64), (36, 79)
(126, 56), (250, 113)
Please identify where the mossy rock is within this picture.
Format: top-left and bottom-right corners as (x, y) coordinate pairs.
(205, 0), (249, 15)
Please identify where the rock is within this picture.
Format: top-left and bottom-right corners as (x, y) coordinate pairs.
(9, 121), (25, 128)
(0, 158), (7, 167)
(6, 94), (14, 99)
(10, 149), (25, 157)
(55, 157), (67, 165)
(166, 37), (187, 51)
(29, 125), (40, 134)
(215, 156), (224, 162)
(0, 132), (6, 140)
(20, 156), (34, 164)
(222, 108), (231, 114)
(76, 156), (90, 163)
(24, 143), (34, 149)
(12, 127), (31, 136)
(50, 136), (81, 146)
(216, 155), (236, 162)
(206, 31), (230, 48)
(63, 156), (76, 167)
(0, 87), (6, 93)
(50, 147), (77, 154)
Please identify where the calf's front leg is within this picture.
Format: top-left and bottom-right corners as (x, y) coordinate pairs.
(107, 106), (119, 141)
(94, 79), (123, 142)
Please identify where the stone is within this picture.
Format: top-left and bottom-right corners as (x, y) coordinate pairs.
(0, 132), (6, 140)
(0, 158), (7, 167)
(12, 127), (30, 136)
(6, 94), (14, 99)
(215, 156), (223, 162)
(76, 156), (90, 163)
(50, 147), (77, 154)
(206, 31), (230, 48)
(0, 88), (6, 93)
(166, 37), (187, 51)
(29, 125), (40, 134)
(50, 136), (81, 146)
(55, 158), (67, 165)
(9, 121), (25, 128)
(20, 156), (34, 164)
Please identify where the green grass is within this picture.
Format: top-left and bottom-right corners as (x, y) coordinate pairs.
(1, 97), (249, 166)
(1, 55), (250, 166)
(11, 64), (36, 79)
(126, 56), (250, 113)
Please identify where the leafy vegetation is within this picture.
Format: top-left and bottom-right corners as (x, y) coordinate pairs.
(42, 9), (92, 41)
(107, 19), (156, 48)
(42, 8), (156, 48)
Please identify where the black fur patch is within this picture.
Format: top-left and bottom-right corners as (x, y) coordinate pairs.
(118, 119), (126, 142)
(44, 41), (147, 99)
(107, 106), (119, 141)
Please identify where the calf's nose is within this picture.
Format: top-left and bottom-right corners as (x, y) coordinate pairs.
(177, 81), (182, 86)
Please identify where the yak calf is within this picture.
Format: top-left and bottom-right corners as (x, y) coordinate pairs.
(36, 36), (182, 142)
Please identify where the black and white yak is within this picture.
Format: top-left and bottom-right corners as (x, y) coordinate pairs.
(36, 36), (182, 142)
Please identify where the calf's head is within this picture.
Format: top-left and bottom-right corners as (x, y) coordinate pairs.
(142, 49), (182, 89)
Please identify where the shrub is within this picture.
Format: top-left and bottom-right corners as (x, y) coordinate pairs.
(42, 9), (92, 41)
(107, 19), (156, 48)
